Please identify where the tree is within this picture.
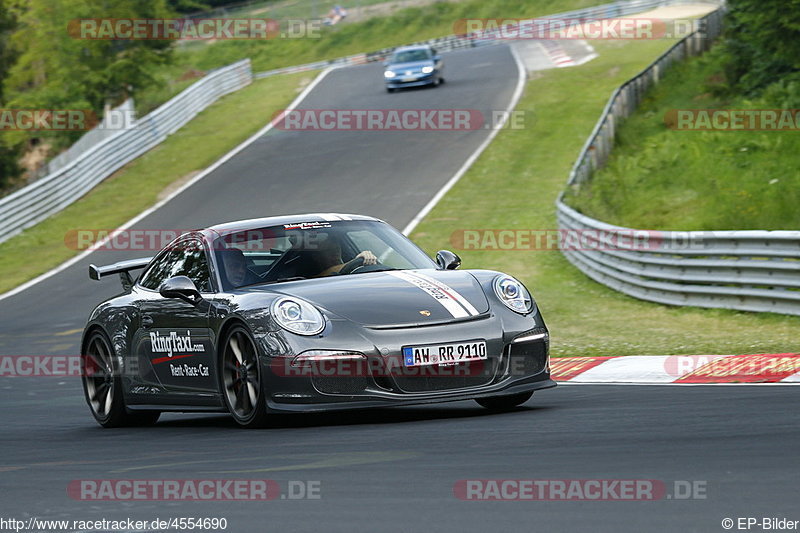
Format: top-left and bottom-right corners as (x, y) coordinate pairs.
(4, 0), (176, 112)
(0, 0), (20, 186)
(723, 0), (800, 94)
(0, 0), (178, 187)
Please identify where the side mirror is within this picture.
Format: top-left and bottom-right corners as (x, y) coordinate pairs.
(433, 55), (441, 62)
(159, 275), (202, 305)
(435, 250), (461, 270)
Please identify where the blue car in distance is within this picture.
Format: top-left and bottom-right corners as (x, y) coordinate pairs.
(384, 45), (444, 92)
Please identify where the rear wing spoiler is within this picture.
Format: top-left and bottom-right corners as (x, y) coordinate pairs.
(89, 257), (152, 291)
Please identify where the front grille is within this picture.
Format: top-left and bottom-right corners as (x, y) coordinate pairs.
(391, 359), (497, 393)
(311, 375), (370, 395)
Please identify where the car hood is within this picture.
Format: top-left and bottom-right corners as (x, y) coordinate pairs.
(386, 60), (434, 71)
(272, 269), (490, 327)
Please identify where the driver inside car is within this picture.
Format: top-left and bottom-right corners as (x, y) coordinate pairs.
(313, 234), (377, 277)
(219, 247), (259, 288)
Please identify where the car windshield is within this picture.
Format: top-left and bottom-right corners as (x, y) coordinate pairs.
(390, 49), (431, 63)
(212, 219), (436, 290)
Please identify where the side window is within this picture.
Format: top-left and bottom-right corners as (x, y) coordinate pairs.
(139, 249), (179, 291)
(139, 240), (212, 292)
(177, 242), (212, 292)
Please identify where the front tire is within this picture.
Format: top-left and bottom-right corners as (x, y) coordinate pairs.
(220, 325), (269, 428)
(81, 330), (160, 428)
(475, 391), (533, 410)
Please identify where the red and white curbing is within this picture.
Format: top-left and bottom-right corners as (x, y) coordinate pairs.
(539, 40), (576, 67)
(551, 353), (800, 384)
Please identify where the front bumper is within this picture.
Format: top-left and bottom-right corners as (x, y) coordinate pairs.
(265, 378), (556, 412)
(385, 73), (436, 89)
(257, 311), (553, 412)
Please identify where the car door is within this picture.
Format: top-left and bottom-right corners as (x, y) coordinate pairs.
(133, 237), (218, 396)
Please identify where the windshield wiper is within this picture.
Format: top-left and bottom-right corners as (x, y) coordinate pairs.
(239, 276), (306, 288)
(265, 276), (307, 284)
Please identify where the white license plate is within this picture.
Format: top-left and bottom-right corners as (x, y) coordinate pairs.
(402, 76), (417, 82)
(402, 341), (487, 367)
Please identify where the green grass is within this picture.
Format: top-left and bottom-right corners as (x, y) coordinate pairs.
(187, 0), (611, 72)
(563, 48), (800, 231)
(0, 72), (312, 294)
(410, 38), (800, 357)
(229, 0), (424, 21)
(137, 0), (612, 110)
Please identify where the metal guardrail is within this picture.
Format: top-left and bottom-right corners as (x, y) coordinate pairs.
(556, 7), (800, 317)
(36, 99), (136, 180)
(0, 59), (252, 244)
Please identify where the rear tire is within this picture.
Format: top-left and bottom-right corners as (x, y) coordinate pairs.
(475, 391), (533, 410)
(81, 330), (160, 428)
(220, 324), (269, 428)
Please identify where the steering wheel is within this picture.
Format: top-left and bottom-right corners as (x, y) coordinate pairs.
(338, 256), (365, 275)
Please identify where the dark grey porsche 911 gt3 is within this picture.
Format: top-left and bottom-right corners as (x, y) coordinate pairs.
(81, 214), (555, 428)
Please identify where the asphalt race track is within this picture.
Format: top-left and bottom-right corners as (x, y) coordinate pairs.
(0, 44), (798, 533)
(0, 44), (521, 344)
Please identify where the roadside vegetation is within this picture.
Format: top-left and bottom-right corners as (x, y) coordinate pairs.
(0, 72), (310, 293)
(0, 0), (611, 189)
(174, 0), (611, 74)
(564, 0), (800, 230)
(410, 35), (800, 357)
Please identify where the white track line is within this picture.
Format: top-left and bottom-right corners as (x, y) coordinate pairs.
(402, 45), (527, 236)
(0, 67), (335, 303)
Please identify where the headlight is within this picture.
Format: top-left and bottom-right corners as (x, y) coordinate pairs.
(493, 275), (534, 314)
(384, 70), (396, 78)
(421, 66), (434, 74)
(271, 297), (325, 335)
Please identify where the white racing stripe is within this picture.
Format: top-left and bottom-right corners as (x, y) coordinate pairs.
(408, 271), (479, 316)
(316, 213), (353, 221)
(387, 271), (479, 318)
